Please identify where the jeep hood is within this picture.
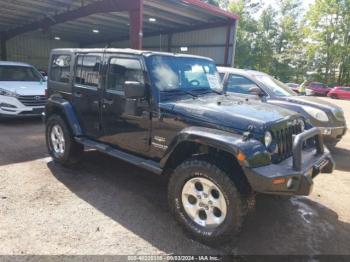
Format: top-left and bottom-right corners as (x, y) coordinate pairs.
(161, 95), (299, 133)
(0, 81), (47, 96)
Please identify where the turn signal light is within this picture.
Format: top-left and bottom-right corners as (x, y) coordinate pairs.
(272, 178), (286, 185)
(237, 151), (246, 161)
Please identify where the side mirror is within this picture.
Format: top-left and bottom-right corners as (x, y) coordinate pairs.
(124, 81), (145, 99)
(249, 86), (264, 97)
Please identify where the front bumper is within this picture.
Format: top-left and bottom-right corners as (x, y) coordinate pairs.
(0, 95), (44, 117)
(319, 126), (347, 144)
(243, 128), (335, 196)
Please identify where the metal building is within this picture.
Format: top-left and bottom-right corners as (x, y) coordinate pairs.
(0, 0), (238, 69)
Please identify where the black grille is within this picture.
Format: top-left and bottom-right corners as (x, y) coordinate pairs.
(18, 95), (46, 107)
(271, 122), (303, 163)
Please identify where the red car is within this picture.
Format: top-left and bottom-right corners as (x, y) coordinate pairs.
(306, 82), (331, 96)
(327, 86), (350, 100)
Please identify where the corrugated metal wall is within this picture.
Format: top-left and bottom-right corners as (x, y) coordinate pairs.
(5, 32), (78, 70)
(2, 26), (233, 68)
(88, 26), (234, 65)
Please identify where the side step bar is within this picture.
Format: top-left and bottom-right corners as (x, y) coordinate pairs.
(75, 137), (163, 175)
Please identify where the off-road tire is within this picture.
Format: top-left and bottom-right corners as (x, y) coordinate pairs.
(46, 114), (84, 166)
(168, 157), (244, 245)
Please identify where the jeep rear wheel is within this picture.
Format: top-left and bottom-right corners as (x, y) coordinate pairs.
(46, 115), (84, 166)
(168, 157), (244, 245)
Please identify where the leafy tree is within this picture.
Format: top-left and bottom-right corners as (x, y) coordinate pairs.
(305, 0), (350, 85)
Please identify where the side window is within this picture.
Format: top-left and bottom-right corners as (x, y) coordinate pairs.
(50, 54), (71, 83)
(107, 58), (144, 92)
(341, 87), (350, 92)
(226, 74), (260, 94)
(75, 55), (101, 87)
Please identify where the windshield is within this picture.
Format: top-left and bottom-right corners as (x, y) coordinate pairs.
(0, 65), (43, 82)
(255, 74), (296, 97)
(146, 55), (222, 100)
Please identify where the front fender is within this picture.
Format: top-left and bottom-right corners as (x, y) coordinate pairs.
(160, 127), (271, 168)
(45, 97), (82, 136)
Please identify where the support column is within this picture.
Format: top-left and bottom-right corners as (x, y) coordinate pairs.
(231, 20), (237, 67)
(224, 24), (231, 66)
(0, 33), (7, 61)
(129, 0), (144, 50)
(167, 33), (172, 52)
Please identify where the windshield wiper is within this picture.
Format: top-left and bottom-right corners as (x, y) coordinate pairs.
(160, 89), (198, 98)
(191, 88), (222, 95)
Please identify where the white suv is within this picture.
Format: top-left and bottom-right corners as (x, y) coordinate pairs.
(0, 61), (47, 118)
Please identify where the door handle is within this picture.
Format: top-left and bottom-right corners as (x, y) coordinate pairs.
(74, 91), (82, 98)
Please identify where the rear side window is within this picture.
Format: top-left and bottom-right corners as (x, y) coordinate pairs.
(226, 74), (259, 94)
(75, 55), (101, 87)
(341, 87), (350, 92)
(107, 58), (144, 92)
(50, 54), (71, 83)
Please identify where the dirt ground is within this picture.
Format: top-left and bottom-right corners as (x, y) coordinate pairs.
(0, 97), (349, 255)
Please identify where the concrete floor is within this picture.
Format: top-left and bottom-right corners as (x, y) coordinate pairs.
(0, 97), (349, 255)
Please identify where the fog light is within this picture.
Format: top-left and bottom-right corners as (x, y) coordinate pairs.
(0, 103), (17, 108)
(286, 178), (293, 189)
(321, 128), (332, 135)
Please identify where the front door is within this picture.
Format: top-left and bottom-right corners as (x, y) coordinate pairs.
(100, 55), (151, 154)
(72, 54), (102, 138)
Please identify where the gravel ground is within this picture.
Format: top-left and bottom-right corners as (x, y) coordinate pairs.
(0, 97), (349, 255)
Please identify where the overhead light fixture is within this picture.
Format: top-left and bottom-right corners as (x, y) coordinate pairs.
(180, 46), (188, 52)
(92, 29), (99, 34)
(149, 17), (157, 22)
(54, 36), (61, 40)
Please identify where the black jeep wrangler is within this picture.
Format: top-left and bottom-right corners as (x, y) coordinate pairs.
(45, 48), (334, 245)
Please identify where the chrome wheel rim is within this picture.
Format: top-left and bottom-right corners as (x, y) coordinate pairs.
(181, 177), (227, 229)
(50, 124), (65, 156)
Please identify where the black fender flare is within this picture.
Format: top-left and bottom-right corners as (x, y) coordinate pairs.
(160, 127), (271, 169)
(45, 96), (82, 136)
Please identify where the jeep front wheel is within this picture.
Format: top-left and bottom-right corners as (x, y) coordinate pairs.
(168, 157), (244, 245)
(46, 115), (84, 166)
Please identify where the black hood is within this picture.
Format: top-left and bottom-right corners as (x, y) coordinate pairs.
(160, 95), (300, 134)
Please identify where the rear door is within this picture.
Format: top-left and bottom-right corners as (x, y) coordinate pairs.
(100, 55), (151, 154)
(72, 54), (103, 138)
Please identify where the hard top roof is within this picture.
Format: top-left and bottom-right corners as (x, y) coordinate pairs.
(51, 48), (214, 61)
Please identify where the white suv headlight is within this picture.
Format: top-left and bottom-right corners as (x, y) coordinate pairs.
(0, 88), (18, 97)
(301, 105), (329, 122)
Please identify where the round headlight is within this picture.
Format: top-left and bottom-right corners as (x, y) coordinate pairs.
(264, 131), (273, 148)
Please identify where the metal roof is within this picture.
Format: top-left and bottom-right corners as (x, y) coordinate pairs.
(0, 0), (238, 45)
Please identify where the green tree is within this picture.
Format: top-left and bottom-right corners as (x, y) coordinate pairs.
(304, 0), (350, 85)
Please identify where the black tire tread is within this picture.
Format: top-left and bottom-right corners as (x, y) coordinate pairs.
(168, 156), (245, 245)
(46, 114), (84, 166)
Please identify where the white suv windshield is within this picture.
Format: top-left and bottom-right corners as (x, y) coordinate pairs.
(0, 65), (42, 82)
(255, 74), (296, 97)
(146, 55), (223, 96)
